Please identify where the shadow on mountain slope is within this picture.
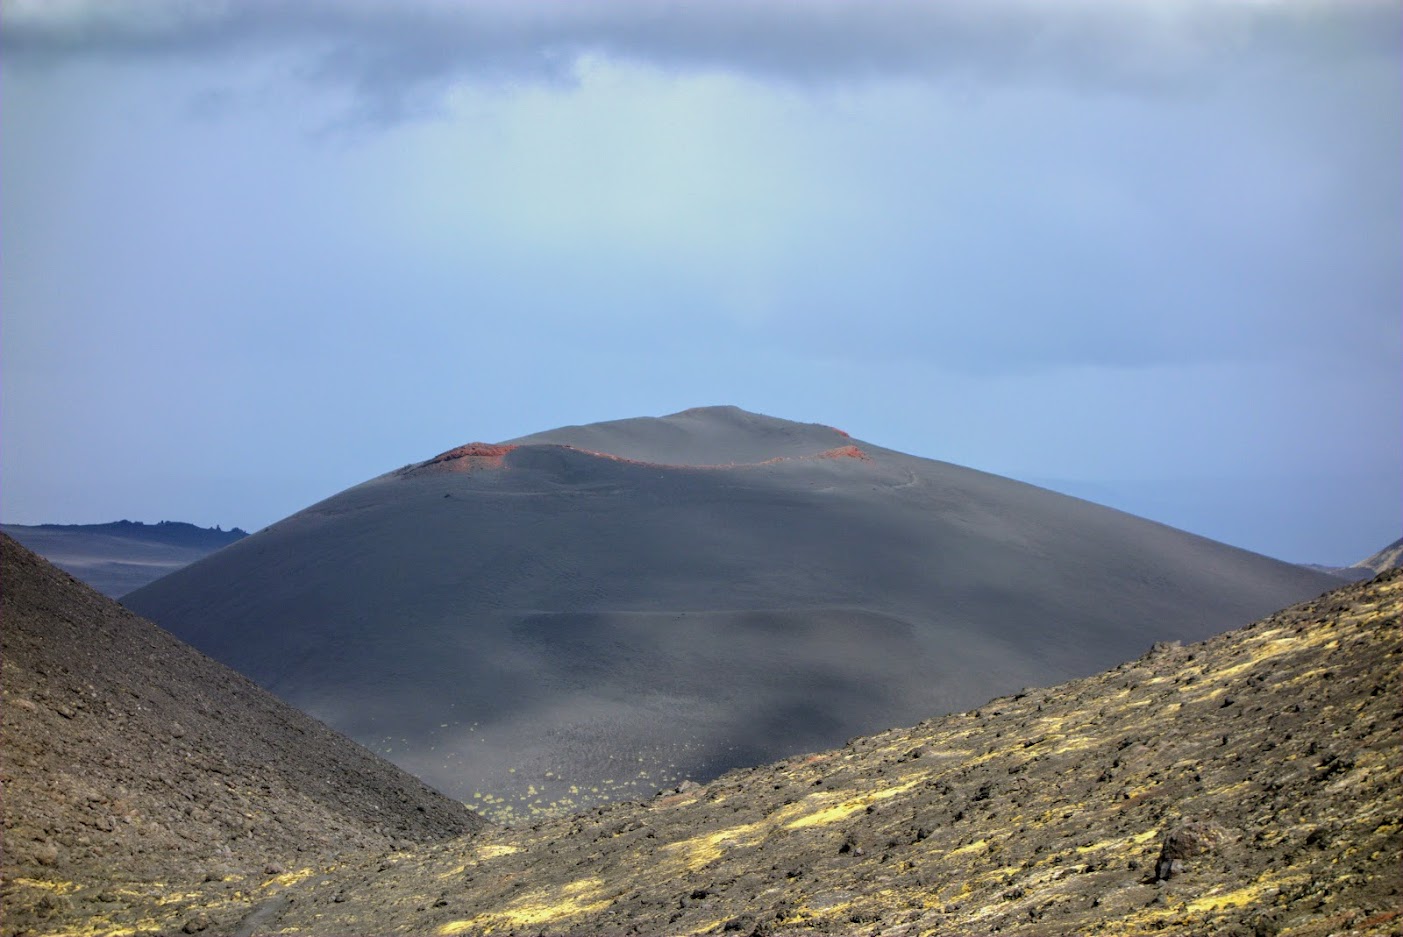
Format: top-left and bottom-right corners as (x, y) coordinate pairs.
(264, 569), (1402, 937)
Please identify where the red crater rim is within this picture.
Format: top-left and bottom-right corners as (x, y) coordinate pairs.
(412, 441), (874, 475)
(424, 443), (519, 471)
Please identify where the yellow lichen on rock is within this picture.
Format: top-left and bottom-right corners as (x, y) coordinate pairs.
(785, 776), (924, 830)
(10, 878), (81, 895)
(437, 877), (612, 933)
(260, 867), (316, 890)
(662, 821), (767, 872)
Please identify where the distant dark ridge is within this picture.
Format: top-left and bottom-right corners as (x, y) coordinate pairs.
(1, 521), (252, 596)
(3, 519), (248, 548)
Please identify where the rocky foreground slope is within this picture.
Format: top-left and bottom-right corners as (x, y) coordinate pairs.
(0, 535), (481, 937)
(6, 534), (1396, 936)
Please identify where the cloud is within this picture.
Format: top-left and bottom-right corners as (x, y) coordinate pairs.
(2, 0), (1397, 119)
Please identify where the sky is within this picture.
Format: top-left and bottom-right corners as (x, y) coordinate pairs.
(1, 0), (1398, 566)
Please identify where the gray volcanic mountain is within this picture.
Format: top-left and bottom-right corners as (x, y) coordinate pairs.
(1, 519), (247, 597)
(124, 406), (1338, 819)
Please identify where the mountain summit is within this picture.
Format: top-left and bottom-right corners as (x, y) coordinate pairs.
(124, 407), (1337, 817)
(505, 404), (859, 465)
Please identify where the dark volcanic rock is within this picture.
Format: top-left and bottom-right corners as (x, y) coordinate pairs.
(122, 406), (1338, 817)
(1155, 821), (1224, 881)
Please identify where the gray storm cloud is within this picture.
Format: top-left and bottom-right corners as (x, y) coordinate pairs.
(2, 0), (1397, 93)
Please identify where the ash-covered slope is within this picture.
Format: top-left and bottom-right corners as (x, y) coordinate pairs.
(124, 406), (1338, 816)
(1, 520), (247, 597)
(0, 535), (482, 937)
